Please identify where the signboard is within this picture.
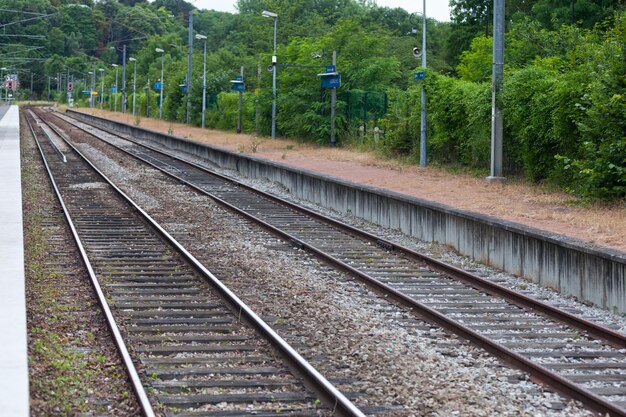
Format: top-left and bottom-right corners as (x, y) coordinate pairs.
(414, 71), (426, 80)
(232, 82), (245, 93)
(110, 87), (117, 93)
(321, 74), (341, 89)
(326, 65), (336, 73)
(154, 82), (161, 91)
(81, 90), (91, 96)
(235, 75), (243, 81)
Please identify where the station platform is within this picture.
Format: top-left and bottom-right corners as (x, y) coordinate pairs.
(0, 105), (28, 416)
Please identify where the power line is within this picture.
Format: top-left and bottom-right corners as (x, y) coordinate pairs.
(0, 13), (56, 29)
(0, 34), (46, 39)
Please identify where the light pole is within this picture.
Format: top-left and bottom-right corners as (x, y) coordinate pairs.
(111, 63), (119, 112)
(195, 34), (207, 128)
(129, 57), (137, 116)
(420, 0), (427, 167)
(155, 47), (165, 119)
(262, 10), (278, 139)
(99, 68), (104, 109)
(0, 67), (6, 102)
(88, 71), (93, 107)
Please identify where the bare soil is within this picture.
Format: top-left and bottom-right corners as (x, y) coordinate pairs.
(74, 108), (626, 253)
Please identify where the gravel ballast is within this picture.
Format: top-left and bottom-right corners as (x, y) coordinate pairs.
(50, 113), (606, 416)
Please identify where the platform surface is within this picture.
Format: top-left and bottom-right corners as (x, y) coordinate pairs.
(0, 105), (28, 417)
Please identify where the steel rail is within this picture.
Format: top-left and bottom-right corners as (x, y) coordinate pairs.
(34, 109), (366, 417)
(26, 109), (66, 162)
(59, 110), (626, 350)
(24, 111), (157, 417)
(51, 110), (626, 417)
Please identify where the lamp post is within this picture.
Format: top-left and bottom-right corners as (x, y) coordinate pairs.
(195, 34), (207, 128)
(99, 68), (104, 109)
(262, 10), (278, 139)
(111, 63), (119, 112)
(1, 67), (6, 102)
(129, 57), (137, 116)
(420, 0), (427, 167)
(88, 71), (94, 107)
(155, 47), (165, 119)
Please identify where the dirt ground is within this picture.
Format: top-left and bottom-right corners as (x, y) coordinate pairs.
(73, 108), (626, 253)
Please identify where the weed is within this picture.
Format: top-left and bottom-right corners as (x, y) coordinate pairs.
(250, 136), (264, 153)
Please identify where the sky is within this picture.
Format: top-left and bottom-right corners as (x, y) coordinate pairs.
(190, 0), (452, 22)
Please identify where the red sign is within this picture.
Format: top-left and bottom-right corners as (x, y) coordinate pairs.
(68, 81), (73, 92)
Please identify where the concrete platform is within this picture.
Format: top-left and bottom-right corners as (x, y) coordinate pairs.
(0, 105), (28, 416)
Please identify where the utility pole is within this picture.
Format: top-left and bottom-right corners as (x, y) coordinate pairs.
(330, 51), (337, 146)
(47, 76), (50, 101)
(29, 71), (33, 99)
(122, 44), (127, 113)
(488, 0), (506, 182)
(187, 11), (193, 124)
(419, 0), (427, 167)
(237, 66), (244, 134)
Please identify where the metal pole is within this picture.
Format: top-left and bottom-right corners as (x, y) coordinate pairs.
(30, 71), (33, 98)
(100, 70), (104, 109)
(122, 44), (127, 113)
(114, 66), (118, 112)
(47, 75), (50, 101)
(159, 53), (164, 119)
(202, 39), (207, 129)
(419, 0), (427, 167)
(330, 51), (337, 146)
(132, 60), (136, 116)
(488, 0), (505, 181)
(147, 78), (150, 117)
(237, 66), (244, 134)
(187, 12), (193, 124)
(271, 16), (277, 139)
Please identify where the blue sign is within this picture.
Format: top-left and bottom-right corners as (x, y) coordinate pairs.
(414, 71), (426, 80)
(232, 82), (245, 93)
(321, 74), (341, 88)
(235, 75), (243, 81)
(154, 82), (161, 91)
(81, 90), (91, 96)
(110, 87), (117, 93)
(326, 65), (336, 73)
(180, 86), (188, 93)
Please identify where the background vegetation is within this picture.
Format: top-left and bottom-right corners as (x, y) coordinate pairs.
(2, 0), (624, 199)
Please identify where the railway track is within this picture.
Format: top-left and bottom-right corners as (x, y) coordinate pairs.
(25, 108), (369, 417)
(39, 108), (626, 417)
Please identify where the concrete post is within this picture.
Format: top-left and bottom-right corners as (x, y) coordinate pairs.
(488, 0), (506, 182)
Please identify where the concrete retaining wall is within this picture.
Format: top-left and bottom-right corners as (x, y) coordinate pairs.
(67, 109), (626, 314)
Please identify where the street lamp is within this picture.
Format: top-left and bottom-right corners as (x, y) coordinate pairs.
(155, 47), (165, 119)
(98, 68), (104, 109)
(419, 0), (427, 167)
(262, 10), (278, 139)
(129, 57), (137, 116)
(195, 34), (207, 129)
(111, 63), (119, 112)
(1, 67), (7, 102)
(88, 71), (94, 108)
